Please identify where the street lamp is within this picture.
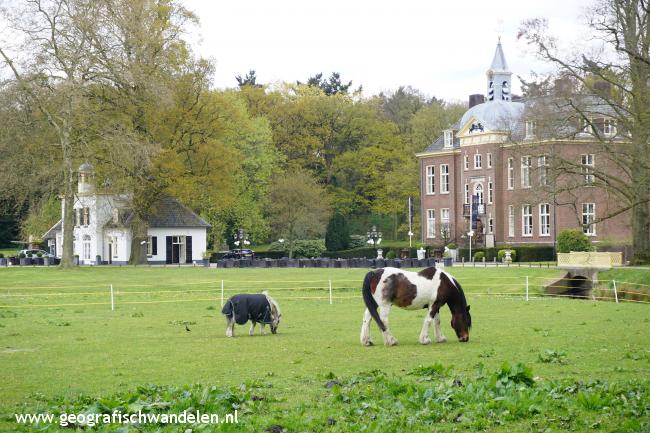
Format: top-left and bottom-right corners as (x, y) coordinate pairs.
(366, 225), (382, 248)
(233, 228), (250, 259)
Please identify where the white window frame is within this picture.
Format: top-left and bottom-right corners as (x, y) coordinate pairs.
(582, 203), (596, 236)
(539, 203), (550, 236)
(507, 158), (514, 190)
(464, 155), (469, 170)
(488, 215), (494, 234)
(525, 120), (536, 139)
(440, 208), (450, 237)
(443, 130), (453, 148)
(581, 154), (594, 185)
(474, 153), (482, 169)
(426, 165), (435, 194)
(426, 209), (436, 238)
(474, 183), (484, 205)
(538, 155), (549, 187)
(440, 164), (449, 194)
(603, 119), (616, 136)
(508, 205), (515, 237)
(464, 184), (470, 205)
(522, 204), (533, 237)
(487, 180), (493, 204)
(82, 235), (91, 260)
(521, 156), (531, 188)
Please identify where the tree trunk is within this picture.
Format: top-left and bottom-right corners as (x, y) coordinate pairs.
(129, 214), (148, 265)
(59, 130), (75, 268)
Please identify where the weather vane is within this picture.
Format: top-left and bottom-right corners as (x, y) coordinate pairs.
(496, 19), (504, 41)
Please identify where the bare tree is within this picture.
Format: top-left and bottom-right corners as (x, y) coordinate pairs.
(519, 0), (650, 262)
(0, 0), (100, 267)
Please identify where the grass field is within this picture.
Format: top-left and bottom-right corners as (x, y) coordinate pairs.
(0, 266), (648, 432)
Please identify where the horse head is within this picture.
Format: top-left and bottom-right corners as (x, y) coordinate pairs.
(451, 304), (471, 342)
(264, 291), (282, 334)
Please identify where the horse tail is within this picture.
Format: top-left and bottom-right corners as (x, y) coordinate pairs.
(362, 270), (386, 332)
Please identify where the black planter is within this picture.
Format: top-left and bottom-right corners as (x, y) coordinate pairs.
(443, 257), (453, 267)
(9, 257), (18, 266)
(43, 257), (52, 266)
(0, 258), (7, 267)
(34, 257), (44, 266)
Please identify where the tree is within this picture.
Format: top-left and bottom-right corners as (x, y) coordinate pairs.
(303, 72), (358, 95)
(325, 212), (350, 251)
(267, 170), (330, 258)
(519, 0), (650, 262)
(236, 69), (261, 88)
(0, 0), (101, 267)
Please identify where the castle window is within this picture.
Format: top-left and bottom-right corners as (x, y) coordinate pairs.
(525, 120), (536, 139)
(538, 155), (549, 186)
(522, 205), (533, 236)
(487, 153), (492, 168)
(464, 155), (469, 170)
(440, 164), (449, 193)
(521, 156), (531, 188)
(507, 158), (514, 190)
(582, 203), (596, 235)
(426, 209), (436, 238)
(426, 165), (435, 194)
(82, 207), (90, 226)
(581, 154), (594, 185)
(603, 119), (616, 136)
(443, 130), (453, 148)
(539, 204), (550, 236)
(474, 154), (482, 169)
(464, 184), (470, 204)
(82, 235), (91, 260)
(508, 206), (515, 237)
(487, 181), (493, 204)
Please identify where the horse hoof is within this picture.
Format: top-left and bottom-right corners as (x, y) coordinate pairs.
(364, 340), (374, 347)
(384, 338), (399, 347)
(436, 337), (447, 343)
(420, 337), (432, 345)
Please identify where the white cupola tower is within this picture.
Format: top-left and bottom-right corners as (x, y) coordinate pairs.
(77, 163), (94, 194)
(486, 38), (512, 102)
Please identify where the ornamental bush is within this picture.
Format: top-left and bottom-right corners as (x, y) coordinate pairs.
(557, 229), (593, 253)
(325, 213), (350, 251)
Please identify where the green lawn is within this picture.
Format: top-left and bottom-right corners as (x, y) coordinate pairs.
(0, 266), (648, 432)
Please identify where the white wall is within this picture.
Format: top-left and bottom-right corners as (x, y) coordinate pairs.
(147, 227), (207, 263)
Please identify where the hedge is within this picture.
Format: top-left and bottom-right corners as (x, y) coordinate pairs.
(458, 245), (556, 262)
(323, 246), (421, 259)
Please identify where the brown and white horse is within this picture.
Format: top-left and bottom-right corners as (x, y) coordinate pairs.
(360, 266), (471, 346)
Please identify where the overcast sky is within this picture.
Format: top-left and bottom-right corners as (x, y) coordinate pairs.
(183, 0), (594, 102)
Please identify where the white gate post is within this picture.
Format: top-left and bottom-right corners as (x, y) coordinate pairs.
(613, 280), (619, 303)
(525, 276), (529, 302)
(329, 280), (333, 305)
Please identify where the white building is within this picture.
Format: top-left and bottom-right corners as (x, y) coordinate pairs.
(43, 163), (210, 265)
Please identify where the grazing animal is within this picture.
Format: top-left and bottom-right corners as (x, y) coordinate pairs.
(222, 291), (281, 337)
(360, 266), (471, 346)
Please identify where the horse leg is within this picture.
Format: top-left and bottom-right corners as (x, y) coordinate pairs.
(431, 307), (447, 343)
(379, 304), (398, 346)
(226, 317), (235, 337)
(360, 308), (374, 346)
(419, 312), (433, 345)
(260, 323), (266, 335)
(249, 321), (256, 336)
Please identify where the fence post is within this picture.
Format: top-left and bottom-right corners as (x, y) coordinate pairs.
(525, 276), (529, 302)
(110, 284), (114, 311)
(220, 280), (224, 306)
(329, 280), (333, 305)
(613, 279), (619, 303)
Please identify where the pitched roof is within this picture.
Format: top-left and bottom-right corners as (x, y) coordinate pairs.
(140, 196), (211, 228)
(43, 220), (62, 239)
(489, 40), (509, 71)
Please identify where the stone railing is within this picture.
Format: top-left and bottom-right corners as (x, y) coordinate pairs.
(557, 251), (623, 268)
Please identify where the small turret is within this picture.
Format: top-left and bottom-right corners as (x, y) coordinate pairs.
(78, 163), (94, 194)
(486, 38), (512, 102)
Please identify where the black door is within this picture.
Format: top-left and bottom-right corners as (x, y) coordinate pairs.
(166, 236), (173, 264)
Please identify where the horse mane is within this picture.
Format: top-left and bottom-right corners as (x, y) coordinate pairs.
(440, 272), (471, 328)
(262, 290), (281, 316)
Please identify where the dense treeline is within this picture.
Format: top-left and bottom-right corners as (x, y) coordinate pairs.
(0, 0), (463, 253)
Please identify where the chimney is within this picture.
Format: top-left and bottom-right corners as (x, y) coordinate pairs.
(469, 94), (485, 108)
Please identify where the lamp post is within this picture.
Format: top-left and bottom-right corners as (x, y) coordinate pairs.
(468, 230), (474, 262)
(233, 228), (250, 259)
(367, 225), (383, 258)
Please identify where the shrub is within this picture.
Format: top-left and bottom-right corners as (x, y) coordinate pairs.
(348, 235), (367, 249)
(557, 229), (593, 253)
(447, 243), (457, 249)
(325, 213), (350, 251)
(19, 253), (25, 258)
(385, 250), (397, 259)
(37, 252), (43, 258)
(0, 253), (4, 258)
(515, 245), (555, 262)
(473, 251), (485, 261)
(292, 239), (326, 258)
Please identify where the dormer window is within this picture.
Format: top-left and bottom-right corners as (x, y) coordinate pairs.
(581, 119), (592, 135)
(443, 130), (453, 148)
(603, 118), (616, 136)
(525, 120), (536, 139)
